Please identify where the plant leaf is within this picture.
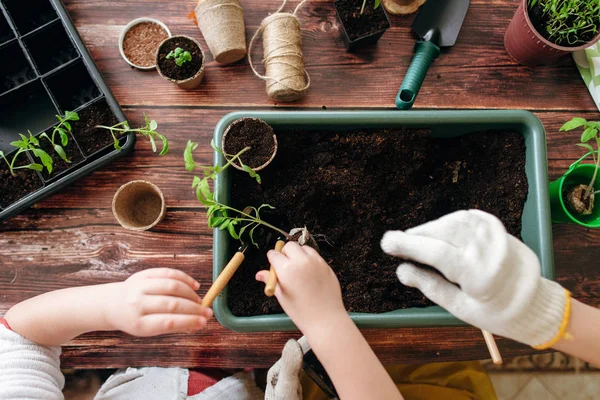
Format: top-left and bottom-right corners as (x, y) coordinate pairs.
(64, 111), (79, 121)
(227, 223), (240, 239)
(54, 144), (70, 163)
(184, 140), (199, 171)
(62, 121), (71, 131)
(149, 120), (158, 131)
(148, 134), (157, 153)
(561, 117), (588, 131)
(28, 134), (39, 147)
(374, 0), (381, 8)
(31, 148), (53, 174)
(210, 138), (225, 156)
(576, 143), (595, 153)
(59, 130), (69, 146)
(10, 140), (27, 149)
(581, 127), (598, 143)
(25, 163), (43, 171)
(157, 133), (168, 155)
(113, 136), (122, 151)
(198, 178), (213, 202)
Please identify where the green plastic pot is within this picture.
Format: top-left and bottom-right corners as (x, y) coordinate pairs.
(549, 153), (600, 228)
(212, 110), (555, 332)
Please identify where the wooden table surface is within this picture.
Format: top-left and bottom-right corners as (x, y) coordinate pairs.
(1, 0), (599, 369)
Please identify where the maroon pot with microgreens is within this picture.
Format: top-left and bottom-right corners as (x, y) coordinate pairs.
(504, 0), (600, 66)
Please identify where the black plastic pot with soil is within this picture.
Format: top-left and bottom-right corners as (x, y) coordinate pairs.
(0, 0), (134, 221)
(334, 0), (391, 51)
(156, 35), (205, 90)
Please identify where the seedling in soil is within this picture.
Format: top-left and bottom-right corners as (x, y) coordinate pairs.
(360, 0), (381, 14)
(185, 139), (289, 246)
(39, 110), (79, 163)
(185, 139), (261, 183)
(560, 117), (600, 214)
(96, 114), (168, 155)
(0, 131), (53, 176)
(166, 47), (192, 66)
(529, 0), (600, 45)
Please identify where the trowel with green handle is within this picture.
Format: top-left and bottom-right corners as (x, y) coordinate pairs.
(395, 0), (470, 110)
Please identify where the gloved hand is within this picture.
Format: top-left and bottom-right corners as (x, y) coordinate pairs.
(265, 337), (310, 400)
(381, 210), (571, 349)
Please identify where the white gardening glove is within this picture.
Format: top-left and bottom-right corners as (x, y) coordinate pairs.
(265, 337), (310, 400)
(381, 210), (571, 349)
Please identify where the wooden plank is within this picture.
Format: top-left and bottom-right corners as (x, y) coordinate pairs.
(63, 0), (596, 111)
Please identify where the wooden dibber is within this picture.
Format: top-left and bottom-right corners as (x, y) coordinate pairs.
(264, 240), (286, 297)
(201, 247), (247, 308)
(482, 330), (503, 365)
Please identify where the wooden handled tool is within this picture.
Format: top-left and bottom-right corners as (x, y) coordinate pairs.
(201, 247), (246, 308)
(482, 330), (503, 365)
(264, 240), (285, 297)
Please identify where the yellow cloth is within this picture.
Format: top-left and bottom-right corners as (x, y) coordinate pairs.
(301, 361), (497, 400)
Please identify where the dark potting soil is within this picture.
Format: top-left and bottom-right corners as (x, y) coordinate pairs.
(529, 5), (598, 47)
(38, 134), (85, 180)
(228, 128), (528, 316)
(157, 37), (203, 81)
(223, 119), (276, 169)
(70, 102), (118, 157)
(0, 156), (43, 208)
(336, 0), (390, 42)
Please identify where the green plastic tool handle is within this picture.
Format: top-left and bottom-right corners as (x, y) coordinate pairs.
(396, 41), (441, 110)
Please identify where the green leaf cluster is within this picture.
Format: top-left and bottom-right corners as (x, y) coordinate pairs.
(185, 139), (288, 246)
(40, 110), (79, 164)
(561, 117), (600, 199)
(166, 47), (193, 67)
(529, 0), (600, 45)
(360, 0), (381, 15)
(0, 132), (53, 176)
(96, 114), (168, 155)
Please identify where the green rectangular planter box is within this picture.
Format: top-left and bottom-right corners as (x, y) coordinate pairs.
(212, 110), (554, 332)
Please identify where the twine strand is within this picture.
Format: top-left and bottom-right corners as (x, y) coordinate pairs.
(248, 0), (311, 101)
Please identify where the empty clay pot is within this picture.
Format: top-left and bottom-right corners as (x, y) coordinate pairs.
(112, 180), (166, 231)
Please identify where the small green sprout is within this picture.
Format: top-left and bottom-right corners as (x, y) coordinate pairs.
(40, 110), (79, 163)
(0, 131), (53, 176)
(561, 117), (600, 214)
(166, 47), (192, 67)
(360, 0), (381, 15)
(529, 0), (600, 45)
(185, 139), (290, 246)
(96, 114), (168, 155)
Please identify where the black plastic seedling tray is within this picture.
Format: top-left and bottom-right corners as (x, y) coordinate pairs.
(0, 0), (135, 221)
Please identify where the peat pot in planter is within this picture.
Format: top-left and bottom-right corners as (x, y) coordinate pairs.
(334, 0), (391, 51)
(156, 35), (205, 90)
(549, 154), (600, 228)
(221, 117), (278, 171)
(505, 0), (600, 66)
(211, 110), (555, 332)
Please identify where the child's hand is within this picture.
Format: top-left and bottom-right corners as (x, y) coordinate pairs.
(104, 268), (212, 336)
(256, 242), (345, 333)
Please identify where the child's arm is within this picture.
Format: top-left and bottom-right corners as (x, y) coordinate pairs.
(381, 210), (600, 365)
(0, 268), (211, 399)
(5, 268), (212, 346)
(257, 243), (403, 400)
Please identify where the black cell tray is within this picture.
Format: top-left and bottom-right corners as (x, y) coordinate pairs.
(0, 0), (135, 222)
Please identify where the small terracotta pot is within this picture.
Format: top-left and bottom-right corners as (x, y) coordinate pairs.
(504, 0), (600, 66)
(112, 180), (166, 231)
(221, 118), (278, 172)
(156, 35), (205, 90)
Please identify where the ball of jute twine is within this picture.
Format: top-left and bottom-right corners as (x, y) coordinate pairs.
(248, 0), (310, 102)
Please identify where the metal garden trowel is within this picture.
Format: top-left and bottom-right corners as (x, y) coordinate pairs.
(395, 0), (470, 110)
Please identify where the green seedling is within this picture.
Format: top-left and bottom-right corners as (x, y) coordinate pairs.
(39, 110), (79, 163)
(186, 139), (289, 246)
(529, 0), (600, 45)
(560, 117), (600, 214)
(166, 47), (192, 66)
(0, 131), (53, 176)
(97, 114), (168, 155)
(360, 0), (381, 15)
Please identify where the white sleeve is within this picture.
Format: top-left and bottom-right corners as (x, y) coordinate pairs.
(0, 324), (64, 400)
